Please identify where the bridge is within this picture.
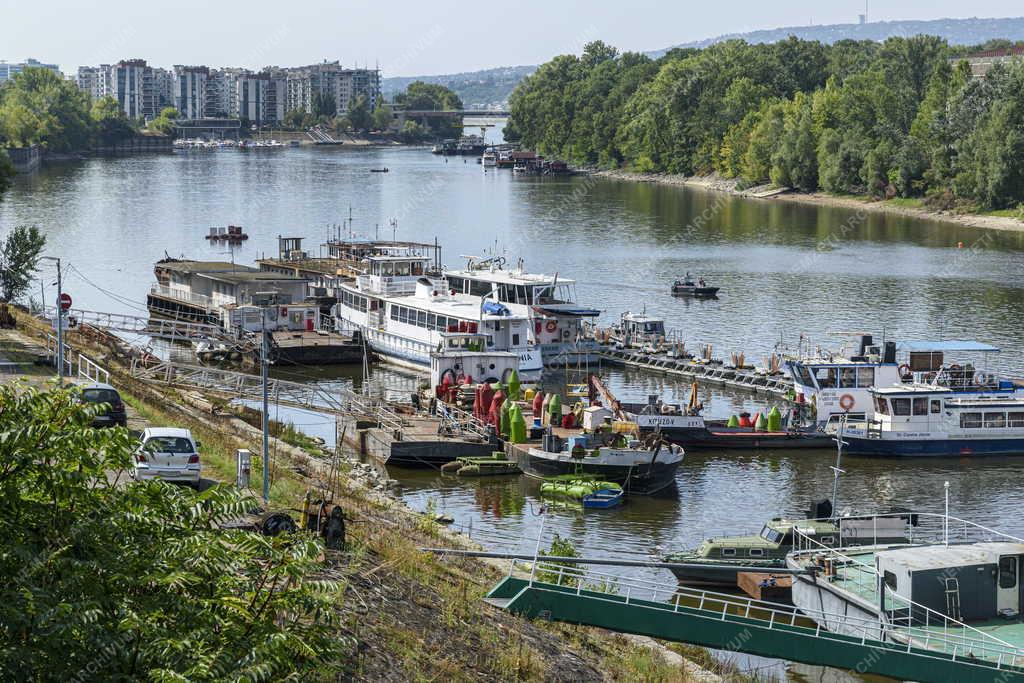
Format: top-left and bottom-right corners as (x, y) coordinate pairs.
(45, 306), (251, 347)
(397, 109), (509, 119)
(485, 559), (1024, 683)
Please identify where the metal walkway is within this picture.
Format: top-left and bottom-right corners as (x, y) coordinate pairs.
(486, 560), (1024, 683)
(46, 306), (249, 346)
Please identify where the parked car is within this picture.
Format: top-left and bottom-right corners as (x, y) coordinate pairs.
(133, 427), (202, 487)
(79, 382), (127, 428)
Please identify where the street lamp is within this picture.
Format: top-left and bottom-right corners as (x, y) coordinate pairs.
(252, 291), (280, 505)
(40, 256), (64, 382)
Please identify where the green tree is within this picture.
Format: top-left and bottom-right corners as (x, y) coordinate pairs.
(148, 106), (180, 136)
(0, 225), (46, 302)
(0, 67), (94, 150)
(347, 94), (373, 132)
(0, 383), (344, 680)
(311, 91), (337, 119)
(400, 119), (425, 141)
(0, 149), (13, 200)
(92, 96), (135, 144)
(372, 103), (393, 132)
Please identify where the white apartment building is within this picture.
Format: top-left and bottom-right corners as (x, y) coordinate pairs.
(173, 65), (208, 119)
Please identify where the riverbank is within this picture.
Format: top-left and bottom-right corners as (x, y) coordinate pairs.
(1, 308), (746, 683)
(592, 169), (1024, 233)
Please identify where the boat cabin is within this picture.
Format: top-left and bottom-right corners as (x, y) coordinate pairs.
(877, 542), (1024, 621)
(867, 384), (1024, 435)
(222, 302), (320, 333)
(430, 332), (518, 388)
(617, 312), (666, 347)
(355, 255), (436, 296)
(154, 260), (308, 308)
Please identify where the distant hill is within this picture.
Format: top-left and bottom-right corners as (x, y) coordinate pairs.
(381, 65), (535, 109)
(384, 17), (1024, 107)
(651, 16), (1024, 55)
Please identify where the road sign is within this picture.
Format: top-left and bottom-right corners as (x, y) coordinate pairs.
(59, 293), (72, 311)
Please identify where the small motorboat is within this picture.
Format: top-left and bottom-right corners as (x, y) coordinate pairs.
(370, 167), (389, 173)
(582, 488), (624, 509)
(671, 275), (719, 298)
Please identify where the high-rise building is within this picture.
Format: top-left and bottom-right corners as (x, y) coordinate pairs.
(152, 67), (174, 112)
(76, 65), (110, 100)
(173, 65), (208, 119)
(283, 61), (381, 116)
(205, 68), (246, 118)
(110, 59), (148, 119)
(0, 58), (61, 83)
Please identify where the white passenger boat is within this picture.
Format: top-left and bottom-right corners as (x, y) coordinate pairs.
(331, 252), (542, 380)
(443, 256), (601, 365)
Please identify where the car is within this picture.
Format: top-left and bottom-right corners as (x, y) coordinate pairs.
(79, 382), (128, 428)
(133, 427), (202, 487)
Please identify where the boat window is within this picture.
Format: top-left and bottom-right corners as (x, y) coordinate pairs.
(839, 368), (857, 388)
(931, 400), (942, 414)
(884, 571), (898, 591)
(985, 412), (1007, 428)
(411, 262), (424, 276)
(382, 262), (394, 276)
(512, 333), (520, 346)
(721, 548), (736, 557)
(857, 367), (875, 388)
(816, 367), (837, 389)
(960, 412), (983, 429)
(874, 396), (890, 415)
(891, 398), (912, 416)
(397, 262), (411, 277)
(469, 279), (492, 297)
(798, 366), (815, 387)
(999, 556), (1018, 589)
(417, 310), (427, 327)
(822, 536), (836, 545)
(913, 398), (929, 416)
(428, 313), (436, 329)
(760, 526), (784, 543)
(749, 548), (765, 557)
(1009, 412), (1024, 428)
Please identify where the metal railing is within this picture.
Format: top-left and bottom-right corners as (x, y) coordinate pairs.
(45, 334), (109, 384)
(508, 557), (1024, 670)
(44, 306), (230, 343)
(149, 284), (217, 311)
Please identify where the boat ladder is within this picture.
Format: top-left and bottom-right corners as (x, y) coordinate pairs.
(945, 577), (962, 622)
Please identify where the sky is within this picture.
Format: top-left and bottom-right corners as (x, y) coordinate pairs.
(1, 0), (1023, 77)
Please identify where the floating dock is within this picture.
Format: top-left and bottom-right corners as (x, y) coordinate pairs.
(599, 346), (791, 397)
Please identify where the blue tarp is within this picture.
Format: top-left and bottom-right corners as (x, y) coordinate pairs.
(896, 340), (1000, 353)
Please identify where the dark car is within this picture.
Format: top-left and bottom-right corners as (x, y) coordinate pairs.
(80, 382), (128, 428)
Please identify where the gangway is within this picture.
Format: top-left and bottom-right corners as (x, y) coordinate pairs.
(486, 559), (1024, 683)
(129, 359), (406, 428)
(44, 306), (248, 346)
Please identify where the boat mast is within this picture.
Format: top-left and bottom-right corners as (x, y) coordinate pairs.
(830, 414), (848, 520)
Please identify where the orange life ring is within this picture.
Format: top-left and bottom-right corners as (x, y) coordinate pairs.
(899, 364), (911, 377)
(545, 320), (557, 333)
(839, 394), (855, 411)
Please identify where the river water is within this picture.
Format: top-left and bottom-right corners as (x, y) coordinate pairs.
(5, 146), (1024, 680)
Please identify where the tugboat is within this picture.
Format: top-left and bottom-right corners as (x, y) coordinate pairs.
(523, 430), (683, 495)
(671, 273), (719, 298)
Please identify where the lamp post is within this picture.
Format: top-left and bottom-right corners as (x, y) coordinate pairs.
(41, 257), (63, 382)
(254, 291), (280, 505)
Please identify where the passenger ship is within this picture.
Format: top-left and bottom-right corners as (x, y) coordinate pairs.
(443, 256), (601, 365)
(331, 252), (542, 380)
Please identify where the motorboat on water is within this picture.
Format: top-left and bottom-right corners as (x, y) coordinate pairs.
(671, 274), (719, 298)
(606, 311), (667, 349)
(841, 383), (1024, 457)
(481, 151), (497, 167)
(522, 431), (684, 495)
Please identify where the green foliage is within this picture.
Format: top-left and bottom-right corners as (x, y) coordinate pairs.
(537, 533), (579, 586)
(400, 119), (425, 142)
(0, 67), (94, 151)
(0, 225), (46, 302)
(311, 91), (337, 119)
(394, 81), (464, 138)
(0, 149), (13, 200)
(147, 107), (180, 136)
(0, 384), (344, 680)
(372, 104), (393, 132)
(509, 35), (1024, 209)
(91, 96), (136, 144)
(282, 109), (315, 130)
(347, 95), (372, 132)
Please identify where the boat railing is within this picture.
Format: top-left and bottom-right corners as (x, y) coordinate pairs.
(150, 283), (217, 311)
(506, 558), (1024, 668)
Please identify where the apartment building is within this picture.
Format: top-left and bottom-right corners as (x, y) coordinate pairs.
(0, 58), (61, 83)
(173, 65), (208, 119)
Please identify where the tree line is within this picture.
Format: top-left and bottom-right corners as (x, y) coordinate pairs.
(505, 38), (1024, 210)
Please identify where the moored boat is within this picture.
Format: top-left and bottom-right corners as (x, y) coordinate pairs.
(671, 275), (719, 298)
(522, 432), (683, 495)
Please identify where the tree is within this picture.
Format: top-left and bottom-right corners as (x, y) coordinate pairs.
(0, 149), (13, 200)
(282, 109), (307, 130)
(0, 383), (344, 680)
(0, 67), (93, 151)
(372, 104), (393, 132)
(92, 96), (135, 144)
(400, 119), (426, 141)
(148, 106), (180, 136)
(311, 91), (337, 119)
(0, 225), (46, 302)
(347, 95), (373, 132)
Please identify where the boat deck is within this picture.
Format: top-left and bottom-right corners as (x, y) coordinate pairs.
(796, 548), (1024, 650)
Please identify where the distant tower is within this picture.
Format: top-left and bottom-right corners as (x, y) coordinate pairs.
(859, 0), (868, 24)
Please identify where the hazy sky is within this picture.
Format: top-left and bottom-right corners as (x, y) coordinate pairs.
(1, 1), (1022, 77)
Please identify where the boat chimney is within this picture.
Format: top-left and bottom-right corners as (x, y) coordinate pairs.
(883, 341), (897, 364)
(858, 334), (873, 356)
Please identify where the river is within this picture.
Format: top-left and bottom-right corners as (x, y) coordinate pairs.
(4, 145), (1024, 681)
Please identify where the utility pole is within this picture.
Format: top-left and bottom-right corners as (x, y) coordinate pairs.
(41, 257), (64, 382)
(255, 291), (279, 505)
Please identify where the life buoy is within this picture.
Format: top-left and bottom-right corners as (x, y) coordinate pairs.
(899, 364), (911, 377)
(545, 320), (557, 333)
(839, 394), (855, 411)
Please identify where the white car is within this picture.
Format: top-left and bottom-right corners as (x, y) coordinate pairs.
(133, 427), (202, 487)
